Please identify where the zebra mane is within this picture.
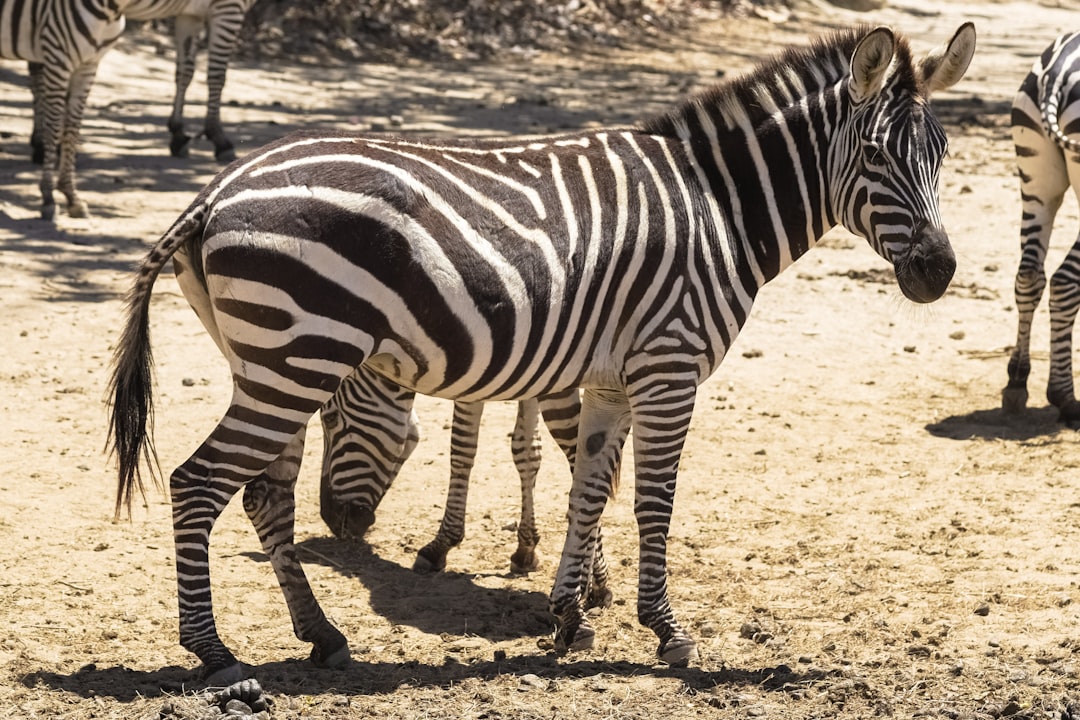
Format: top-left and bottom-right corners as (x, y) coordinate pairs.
(642, 25), (918, 136)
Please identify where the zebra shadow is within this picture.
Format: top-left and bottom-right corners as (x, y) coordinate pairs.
(18, 648), (827, 703)
(290, 536), (553, 641)
(925, 404), (1065, 442)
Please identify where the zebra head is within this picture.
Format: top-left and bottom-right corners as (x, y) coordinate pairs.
(835, 23), (976, 303)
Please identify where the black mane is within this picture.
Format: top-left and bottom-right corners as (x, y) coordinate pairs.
(642, 25), (919, 136)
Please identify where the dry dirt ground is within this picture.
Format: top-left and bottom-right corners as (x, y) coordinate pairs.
(3, 1), (1080, 718)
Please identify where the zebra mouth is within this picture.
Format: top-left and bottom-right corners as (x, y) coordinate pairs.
(893, 223), (956, 303)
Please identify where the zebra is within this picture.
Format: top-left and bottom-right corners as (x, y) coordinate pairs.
(6, 0), (254, 220)
(1, 0), (126, 219)
(319, 371), (614, 605)
(1003, 32), (1080, 426)
(109, 23), (975, 682)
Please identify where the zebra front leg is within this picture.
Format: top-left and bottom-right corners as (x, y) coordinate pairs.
(168, 15), (202, 158)
(1047, 248), (1080, 426)
(539, 390), (615, 608)
(509, 399), (543, 574)
(244, 429), (349, 671)
(415, 401), (485, 572)
(628, 378), (699, 666)
(549, 389), (630, 655)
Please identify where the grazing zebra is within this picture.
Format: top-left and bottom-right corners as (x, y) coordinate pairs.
(109, 23), (975, 682)
(1, 0), (126, 219)
(320, 373), (613, 599)
(7, 0), (254, 219)
(1003, 32), (1080, 426)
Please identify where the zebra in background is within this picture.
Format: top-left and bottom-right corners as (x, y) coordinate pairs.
(109, 23), (975, 682)
(320, 370), (614, 606)
(1, 0), (126, 219)
(5, 0), (254, 219)
(108, 0), (255, 162)
(1003, 32), (1080, 426)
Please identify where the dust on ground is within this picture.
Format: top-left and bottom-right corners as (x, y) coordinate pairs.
(3, 1), (1080, 718)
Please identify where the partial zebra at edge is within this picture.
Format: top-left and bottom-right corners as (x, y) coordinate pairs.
(1004, 31), (1080, 427)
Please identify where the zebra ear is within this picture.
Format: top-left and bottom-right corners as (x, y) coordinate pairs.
(918, 22), (976, 97)
(849, 27), (897, 104)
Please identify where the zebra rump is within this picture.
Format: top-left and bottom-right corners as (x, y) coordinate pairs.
(110, 22), (975, 683)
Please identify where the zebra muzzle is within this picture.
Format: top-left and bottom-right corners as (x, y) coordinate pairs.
(894, 223), (956, 303)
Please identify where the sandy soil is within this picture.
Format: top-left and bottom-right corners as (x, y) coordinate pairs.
(3, 1), (1080, 718)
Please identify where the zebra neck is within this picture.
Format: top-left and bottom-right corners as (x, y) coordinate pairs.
(662, 90), (840, 291)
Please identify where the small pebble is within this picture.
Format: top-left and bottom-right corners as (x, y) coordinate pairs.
(974, 603), (990, 616)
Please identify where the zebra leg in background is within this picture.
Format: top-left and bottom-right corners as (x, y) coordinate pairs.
(1047, 236), (1080, 425)
(1004, 110), (1067, 416)
(549, 388), (631, 656)
(242, 427), (350, 673)
(53, 61), (100, 218)
(508, 398), (542, 574)
(538, 389), (613, 608)
(201, 2), (246, 162)
(414, 401), (487, 572)
(172, 401), (348, 681)
(320, 365), (419, 540)
(28, 63), (46, 165)
(168, 14), (202, 159)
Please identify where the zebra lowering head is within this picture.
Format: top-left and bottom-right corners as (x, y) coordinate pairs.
(109, 22), (974, 682)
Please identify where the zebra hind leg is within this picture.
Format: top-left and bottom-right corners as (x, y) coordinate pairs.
(243, 429), (349, 671)
(171, 404), (345, 681)
(1047, 242), (1080, 426)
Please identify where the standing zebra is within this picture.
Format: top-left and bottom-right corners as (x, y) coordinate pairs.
(320, 373), (614, 603)
(109, 23), (975, 682)
(5, 0), (254, 219)
(1003, 32), (1080, 426)
(1, 0), (126, 219)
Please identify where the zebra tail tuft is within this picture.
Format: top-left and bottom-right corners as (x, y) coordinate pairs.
(107, 201), (210, 521)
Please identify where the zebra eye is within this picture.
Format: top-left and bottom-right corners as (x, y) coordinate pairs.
(862, 143), (886, 167)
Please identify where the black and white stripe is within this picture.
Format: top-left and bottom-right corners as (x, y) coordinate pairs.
(5, 0), (254, 219)
(121, 0), (254, 161)
(1, 0), (126, 219)
(319, 372), (584, 575)
(1003, 32), (1080, 426)
(109, 23), (975, 682)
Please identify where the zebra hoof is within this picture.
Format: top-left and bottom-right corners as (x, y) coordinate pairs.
(68, 200), (90, 219)
(658, 637), (698, 667)
(413, 547), (447, 574)
(216, 145), (237, 164)
(509, 549), (539, 575)
(1058, 403), (1080, 430)
(584, 585), (613, 611)
(40, 204), (56, 222)
(204, 662), (247, 687)
(1001, 386), (1028, 415)
(310, 637), (350, 669)
(170, 133), (192, 158)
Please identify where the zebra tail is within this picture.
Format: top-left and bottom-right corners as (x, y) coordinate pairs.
(107, 201), (210, 521)
(1042, 76), (1080, 153)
